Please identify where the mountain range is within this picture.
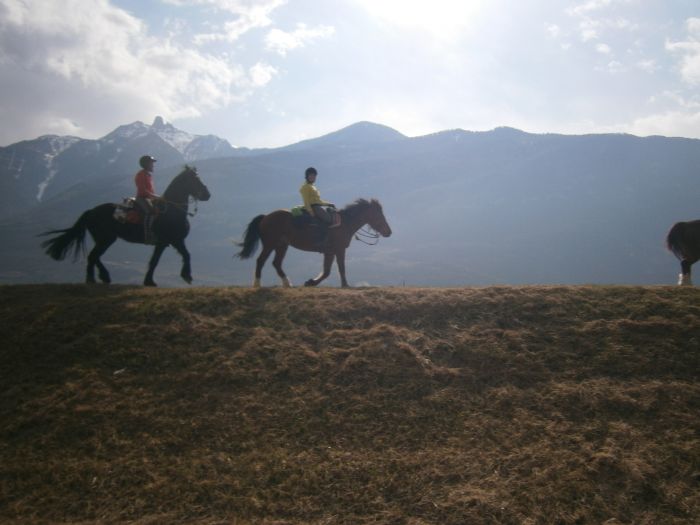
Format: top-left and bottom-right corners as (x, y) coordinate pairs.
(1, 118), (699, 287)
(0, 116), (241, 217)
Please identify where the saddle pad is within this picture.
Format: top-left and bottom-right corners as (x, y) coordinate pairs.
(290, 205), (306, 217)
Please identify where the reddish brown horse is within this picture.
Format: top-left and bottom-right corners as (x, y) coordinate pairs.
(667, 219), (700, 285)
(236, 198), (391, 287)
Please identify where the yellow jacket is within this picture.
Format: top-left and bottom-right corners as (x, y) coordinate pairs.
(299, 182), (330, 215)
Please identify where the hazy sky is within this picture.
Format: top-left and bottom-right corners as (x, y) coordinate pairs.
(0, 0), (698, 147)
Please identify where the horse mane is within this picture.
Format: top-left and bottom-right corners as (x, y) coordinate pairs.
(166, 165), (196, 187)
(178, 164), (197, 177)
(339, 198), (382, 220)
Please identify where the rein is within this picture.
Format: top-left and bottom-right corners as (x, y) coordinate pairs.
(160, 196), (199, 217)
(354, 227), (380, 245)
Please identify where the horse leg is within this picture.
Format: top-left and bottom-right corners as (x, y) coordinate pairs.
(254, 245), (274, 288)
(87, 238), (115, 284)
(335, 247), (349, 288)
(679, 260), (693, 286)
(172, 239), (192, 284)
(144, 243), (168, 287)
(272, 244), (292, 287)
(305, 251), (335, 287)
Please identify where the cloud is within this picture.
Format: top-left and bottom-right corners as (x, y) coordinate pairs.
(0, 0), (288, 143)
(0, 0), (240, 106)
(187, 0), (287, 43)
(636, 59), (657, 73)
(265, 23), (335, 56)
(628, 109), (700, 139)
(249, 62), (277, 86)
(666, 18), (700, 86)
(566, 0), (635, 43)
(163, 0), (285, 19)
(578, 19), (601, 41)
(567, 0), (610, 15)
(546, 24), (561, 38)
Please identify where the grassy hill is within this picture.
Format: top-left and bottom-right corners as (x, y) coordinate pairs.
(1, 285), (699, 524)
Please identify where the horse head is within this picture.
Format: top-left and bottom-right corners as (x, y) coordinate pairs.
(163, 165), (211, 204)
(181, 165), (211, 202)
(361, 199), (392, 237)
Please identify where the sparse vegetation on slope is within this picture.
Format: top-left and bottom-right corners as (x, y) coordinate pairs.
(1, 285), (699, 524)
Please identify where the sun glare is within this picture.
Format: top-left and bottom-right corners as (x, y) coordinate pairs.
(353, 0), (484, 38)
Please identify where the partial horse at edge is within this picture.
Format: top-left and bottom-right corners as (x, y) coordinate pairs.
(666, 219), (700, 286)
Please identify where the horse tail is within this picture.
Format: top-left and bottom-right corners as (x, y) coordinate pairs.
(236, 214), (264, 259)
(40, 210), (92, 261)
(666, 222), (686, 260)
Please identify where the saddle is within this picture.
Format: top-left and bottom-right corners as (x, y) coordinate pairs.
(290, 205), (341, 228)
(113, 198), (142, 225)
(113, 198), (160, 244)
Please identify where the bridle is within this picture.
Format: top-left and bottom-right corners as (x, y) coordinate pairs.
(354, 226), (381, 245)
(160, 175), (207, 218)
(159, 196), (200, 217)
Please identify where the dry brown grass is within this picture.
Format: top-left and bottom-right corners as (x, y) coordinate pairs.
(1, 284), (699, 524)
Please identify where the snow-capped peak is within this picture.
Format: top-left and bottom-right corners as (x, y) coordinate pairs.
(103, 121), (150, 142)
(150, 116), (195, 154)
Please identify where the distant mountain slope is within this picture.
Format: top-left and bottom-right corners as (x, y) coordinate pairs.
(1, 285), (699, 524)
(2, 122), (700, 286)
(280, 121), (407, 151)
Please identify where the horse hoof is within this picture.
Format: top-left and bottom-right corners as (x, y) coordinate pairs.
(182, 275), (192, 284)
(144, 280), (157, 287)
(304, 279), (317, 287)
(282, 277), (292, 288)
(679, 273), (693, 286)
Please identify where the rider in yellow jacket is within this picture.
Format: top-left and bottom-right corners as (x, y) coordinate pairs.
(299, 167), (335, 224)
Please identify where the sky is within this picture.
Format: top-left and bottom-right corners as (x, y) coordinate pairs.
(0, 0), (699, 148)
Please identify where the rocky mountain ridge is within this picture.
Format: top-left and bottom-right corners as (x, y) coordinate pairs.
(0, 117), (238, 217)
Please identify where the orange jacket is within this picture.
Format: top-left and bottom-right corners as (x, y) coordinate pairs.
(135, 169), (156, 198)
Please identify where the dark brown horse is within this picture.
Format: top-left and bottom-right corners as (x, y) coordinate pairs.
(236, 198), (391, 287)
(40, 165), (210, 286)
(667, 220), (700, 285)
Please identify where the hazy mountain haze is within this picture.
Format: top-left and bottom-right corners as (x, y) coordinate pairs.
(1, 118), (699, 287)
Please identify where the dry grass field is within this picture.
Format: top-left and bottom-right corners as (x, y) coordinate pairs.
(1, 284), (699, 524)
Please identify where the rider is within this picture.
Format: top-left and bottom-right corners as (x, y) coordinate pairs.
(299, 167), (337, 226)
(134, 155), (159, 242)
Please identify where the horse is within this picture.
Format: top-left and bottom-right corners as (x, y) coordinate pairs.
(40, 165), (211, 286)
(236, 198), (391, 288)
(666, 220), (700, 285)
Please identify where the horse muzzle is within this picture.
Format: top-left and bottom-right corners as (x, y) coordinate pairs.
(197, 187), (211, 201)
